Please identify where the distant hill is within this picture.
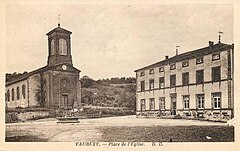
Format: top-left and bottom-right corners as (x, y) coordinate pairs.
(81, 77), (136, 110)
(98, 77), (136, 84)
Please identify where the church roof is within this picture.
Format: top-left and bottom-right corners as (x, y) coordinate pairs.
(46, 25), (72, 36)
(6, 64), (81, 86)
(6, 66), (49, 86)
(134, 42), (234, 72)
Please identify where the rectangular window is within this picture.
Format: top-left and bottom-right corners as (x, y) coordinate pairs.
(170, 64), (176, 70)
(159, 67), (164, 72)
(140, 71), (145, 77)
(149, 69), (154, 74)
(182, 72), (189, 86)
(212, 66), (221, 82)
(149, 98), (155, 111)
(183, 95), (190, 109)
(212, 53), (220, 61)
(196, 70), (204, 84)
(196, 94), (204, 109)
(140, 81), (145, 92)
(149, 79), (154, 90)
(170, 74), (176, 88)
(159, 97), (165, 110)
(159, 77), (164, 89)
(140, 99), (146, 111)
(196, 57), (203, 64)
(182, 60), (189, 67)
(212, 92), (221, 109)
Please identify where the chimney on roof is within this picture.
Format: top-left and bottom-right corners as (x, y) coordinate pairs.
(209, 41), (214, 49)
(176, 46), (180, 56)
(165, 56), (169, 60)
(218, 31), (223, 43)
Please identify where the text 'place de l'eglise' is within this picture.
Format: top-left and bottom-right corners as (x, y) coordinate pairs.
(5, 24), (234, 122)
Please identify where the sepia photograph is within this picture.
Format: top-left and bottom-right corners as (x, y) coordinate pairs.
(1, 0), (239, 151)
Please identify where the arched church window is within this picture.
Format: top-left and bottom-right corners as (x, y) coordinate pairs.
(51, 39), (55, 55)
(59, 38), (67, 55)
(22, 85), (26, 99)
(17, 87), (20, 100)
(11, 88), (14, 101)
(7, 90), (10, 102)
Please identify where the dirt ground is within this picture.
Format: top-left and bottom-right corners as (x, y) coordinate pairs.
(5, 115), (233, 142)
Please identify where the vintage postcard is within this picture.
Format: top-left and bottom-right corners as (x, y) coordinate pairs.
(0, 0), (239, 151)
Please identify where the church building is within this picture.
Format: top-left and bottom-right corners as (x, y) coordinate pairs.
(5, 23), (81, 110)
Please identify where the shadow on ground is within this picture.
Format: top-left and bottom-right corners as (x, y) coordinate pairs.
(6, 135), (48, 142)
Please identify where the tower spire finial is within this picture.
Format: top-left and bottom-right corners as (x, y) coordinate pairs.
(218, 31), (223, 43)
(58, 14), (61, 27)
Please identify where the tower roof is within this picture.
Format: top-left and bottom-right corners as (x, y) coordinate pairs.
(46, 26), (72, 36)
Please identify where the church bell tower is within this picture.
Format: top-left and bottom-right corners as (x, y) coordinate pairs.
(46, 23), (73, 66)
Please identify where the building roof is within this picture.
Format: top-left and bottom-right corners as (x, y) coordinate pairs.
(6, 66), (49, 86)
(134, 42), (233, 72)
(46, 25), (72, 36)
(6, 64), (81, 86)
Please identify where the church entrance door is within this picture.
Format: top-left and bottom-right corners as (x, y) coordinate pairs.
(61, 94), (68, 108)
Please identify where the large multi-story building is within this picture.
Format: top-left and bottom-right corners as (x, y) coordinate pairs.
(5, 23), (81, 110)
(135, 40), (234, 121)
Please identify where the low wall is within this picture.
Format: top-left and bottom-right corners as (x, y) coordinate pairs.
(136, 109), (233, 122)
(6, 110), (50, 123)
(17, 111), (49, 121)
(83, 106), (135, 118)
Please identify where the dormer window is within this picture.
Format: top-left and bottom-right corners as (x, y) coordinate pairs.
(212, 53), (220, 61)
(159, 67), (164, 72)
(196, 57), (203, 64)
(140, 71), (145, 77)
(182, 60), (189, 67)
(149, 69), (154, 74)
(170, 64), (176, 70)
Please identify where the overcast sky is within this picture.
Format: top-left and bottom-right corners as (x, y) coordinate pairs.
(6, 4), (233, 80)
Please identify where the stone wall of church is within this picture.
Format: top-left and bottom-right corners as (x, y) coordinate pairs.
(28, 74), (41, 107)
(42, 72), (50, 108)
(50, 71), (79, 109)
(5, 79), (28, 108)
(5, 74), (41, 109)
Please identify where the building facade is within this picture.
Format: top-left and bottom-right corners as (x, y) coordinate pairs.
(5, 24), (81, 110)
(135, 41), (234, 121)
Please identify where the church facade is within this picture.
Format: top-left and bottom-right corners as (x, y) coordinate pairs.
(5, 24), (81, 110)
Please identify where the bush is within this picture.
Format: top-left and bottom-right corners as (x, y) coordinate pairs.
(5, 113), (19, 123)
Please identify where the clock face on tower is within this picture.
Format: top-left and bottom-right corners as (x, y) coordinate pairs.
(59, 38), (67, 55)
(62, 65), (67, 70)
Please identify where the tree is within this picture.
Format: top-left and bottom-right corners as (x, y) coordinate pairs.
(34, 74), (47, 107)
(81, 78), (97, 88)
